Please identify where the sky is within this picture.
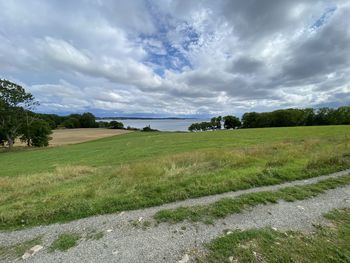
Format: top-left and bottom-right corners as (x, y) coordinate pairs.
(1, 0), (350, 117)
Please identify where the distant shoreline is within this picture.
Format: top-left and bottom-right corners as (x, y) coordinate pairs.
(96, 117), (198, 120)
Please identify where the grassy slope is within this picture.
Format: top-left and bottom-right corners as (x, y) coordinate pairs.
(1, 126), (350, 230)
(201, 208), (350, 263)
(1, 126), (349, 177)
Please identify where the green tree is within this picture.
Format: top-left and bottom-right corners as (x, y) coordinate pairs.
(81, 112), (97, 128)
(0, 79), (37, 148)
(0, 127), (5, 146)
(142, 125), (158, 132)
(223, 115), (241, 129)
(210, 116), (222, 129)
(21, 119), (52, 147)
(188, 123), (201, 132)
(109, 121), (124, 129)
(242, 112), (259, 128)
(63, 117), (80, 129)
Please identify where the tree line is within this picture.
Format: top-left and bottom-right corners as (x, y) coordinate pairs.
(189, 107), (350, 131)
(241, 107), (350, 128)
(0, 79), (129, 148)
(188, 116), (241, 131)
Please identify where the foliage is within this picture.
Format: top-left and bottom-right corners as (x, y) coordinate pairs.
(188, 121), (214, 131)
(142, 125), (158, 132)
(242, 106), (350, 128)
(80, 112), (98, 128)
(109, 120), (124, 129)
(211, 116), (222, 129)
(223, 115), (241, 129)
(126, 126), (139, 131)
(21, 119), (52, 147)
(62, 116), (81, 129)
(0, 79), (37, 147)
(40, 112), (99, 129)
(189, 106), (350, 131)
(188, 115), (240, 131)
(0, 128), (5, 146)
(35, 113), (63, 129)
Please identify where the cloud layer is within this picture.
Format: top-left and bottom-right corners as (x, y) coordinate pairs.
(1, 0), (349, 116)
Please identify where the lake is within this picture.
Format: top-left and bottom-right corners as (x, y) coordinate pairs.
(99, 119), (207, 132)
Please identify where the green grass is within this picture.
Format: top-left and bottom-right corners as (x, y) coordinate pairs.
(86, 230), (104, 240)
(49, 233), (80, 252)
(0, 236), (42, 260)
(154, 174), (350, 223)
(199, 208), (350, 262)
(1, 126), (350, 230)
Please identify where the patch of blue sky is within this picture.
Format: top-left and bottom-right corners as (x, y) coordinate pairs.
(141, 31), (195, 76)
(141, 2), (198, 76)
(178, 23), (200, 52)
(310, 5), (336, 30)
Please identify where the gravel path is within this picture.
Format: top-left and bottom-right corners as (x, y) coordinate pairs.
(1, 169), (350, 263)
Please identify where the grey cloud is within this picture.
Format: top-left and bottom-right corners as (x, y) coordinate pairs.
(221, 0), (324, 41)
(229, 56), (264, 75)
(276, 5), (350, 87)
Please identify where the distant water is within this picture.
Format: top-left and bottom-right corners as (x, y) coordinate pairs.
(99, 119), (208, 132)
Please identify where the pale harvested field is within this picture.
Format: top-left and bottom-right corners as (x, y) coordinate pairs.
(49, 128), (131, 146)
(12, 128), (132, 147)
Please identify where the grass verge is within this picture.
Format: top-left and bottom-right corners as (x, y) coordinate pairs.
(154, 174), (350, 223)
(198, 208), (350, 262)
(49, 233), (81, 252)
(0, 236), (42, 260)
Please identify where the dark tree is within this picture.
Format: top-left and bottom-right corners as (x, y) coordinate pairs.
(0, 79), (37, 148)
(109, 121), (124, 129)
(223, 115), (241, 129)
(142, 125), (158, 132)
(210, 116), (222, 129)
(63, 117), (81, 129)
(81, 112), (98, 128)
(0, 128), (5, 146)
(242, 112), (259, 128)
(21, 119), (52, 147)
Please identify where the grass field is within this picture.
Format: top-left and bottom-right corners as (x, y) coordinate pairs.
(1, 126), (350, 230)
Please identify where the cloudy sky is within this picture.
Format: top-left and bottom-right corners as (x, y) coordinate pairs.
(1, 0), (349, 117)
